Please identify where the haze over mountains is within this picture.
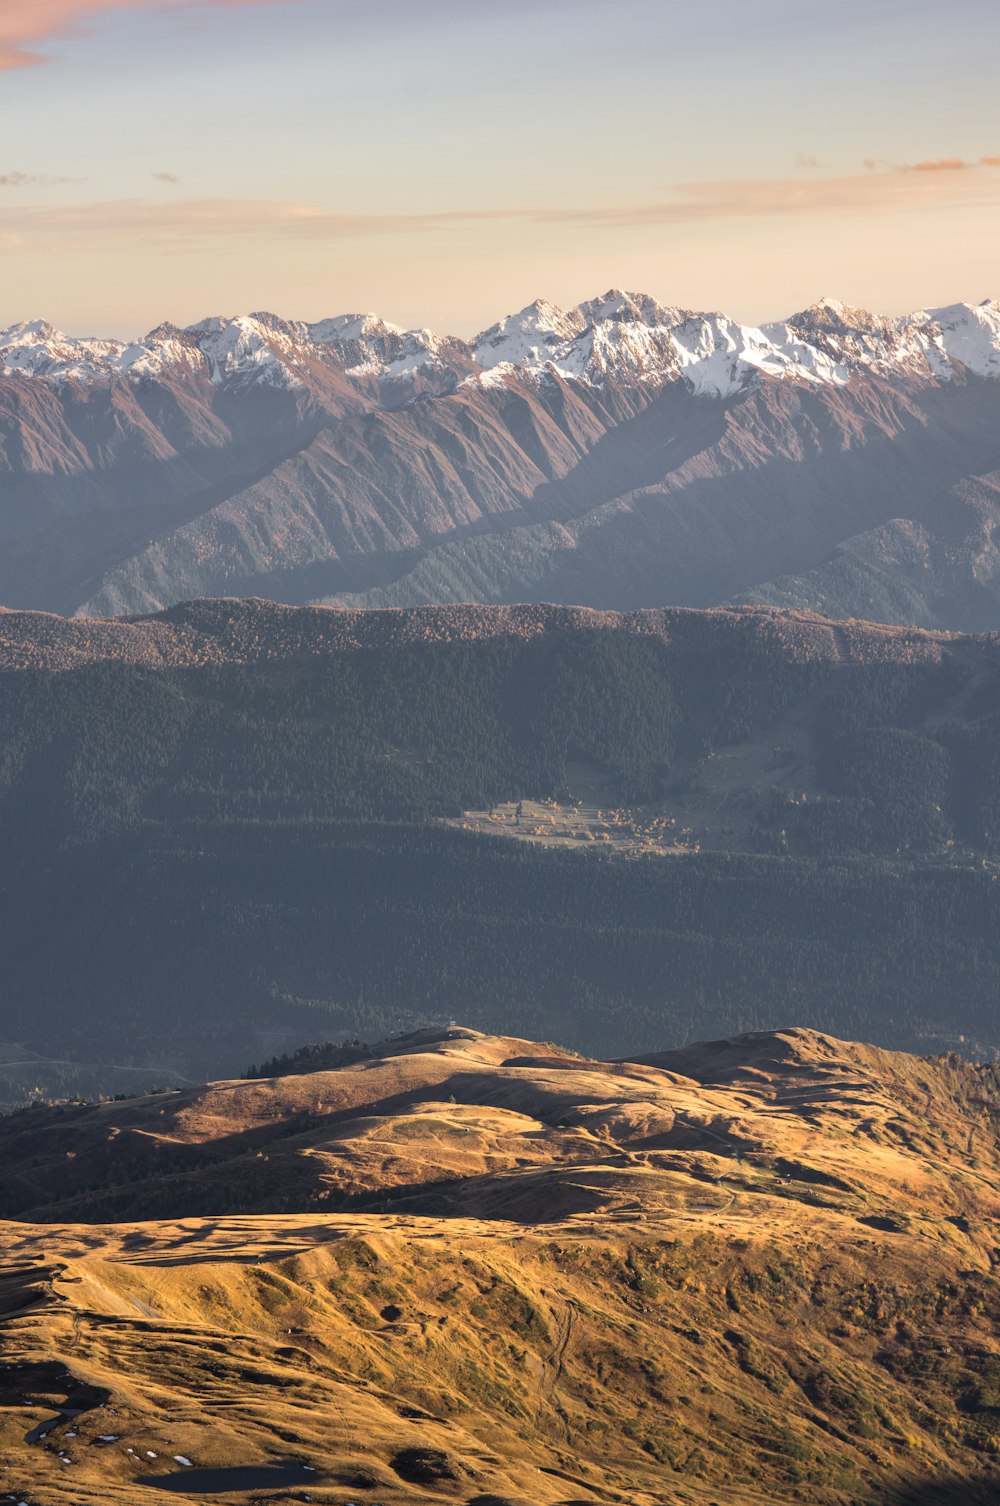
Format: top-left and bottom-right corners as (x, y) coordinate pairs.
(3, 292), (1000, 629)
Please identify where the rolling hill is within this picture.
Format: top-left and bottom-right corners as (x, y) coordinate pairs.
(2, 1024), (998, 1505)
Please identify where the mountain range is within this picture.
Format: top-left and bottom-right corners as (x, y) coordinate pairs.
(3, 293), (1000, 628)
(2, 1024), (998, 1505)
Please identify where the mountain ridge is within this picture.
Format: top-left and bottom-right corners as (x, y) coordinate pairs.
(5, 290), (1000, 396)
(0, 596), (983, 672)
(1, 1019), (996, 1224)
(2, 292), (1000, 634)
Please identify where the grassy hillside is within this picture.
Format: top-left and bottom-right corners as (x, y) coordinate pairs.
(2, 1026), (999, 1505)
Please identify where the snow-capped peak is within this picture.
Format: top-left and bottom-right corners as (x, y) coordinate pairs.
(472, 298), (588, 371)
(302, 312), (465, 385)
(576, 289), (684, 329)
(1, 293), (998, 398)
(0, 319), (127, 379)
(7, 318), (58, 341)
(472, 297), (855, 394)
(306, 312), (404, 345)
(915, 300), (1000, 378)
(175, 313), (304, 386)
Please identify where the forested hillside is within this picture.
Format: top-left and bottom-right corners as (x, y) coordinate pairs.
(0, 599), (997, 1105)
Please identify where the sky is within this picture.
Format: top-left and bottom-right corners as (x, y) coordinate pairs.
(1, 0), (999, 337)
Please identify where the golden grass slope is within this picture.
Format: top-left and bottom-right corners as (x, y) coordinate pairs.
(1, 1025), (999, 1505)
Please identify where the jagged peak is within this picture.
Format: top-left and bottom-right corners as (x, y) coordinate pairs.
(1, 317), (60, 341)
(307, 311), (406, 343)
(920, 298), (1000, 323)
(576, 288), (684, 328)
(183, 313), (228, 334)
(477, 296), (580, 336)
(780, 296), (894, 333)
(3, 292), (1000, 394)
(520, 296), (566, 318)
(246, 310), (302, 338)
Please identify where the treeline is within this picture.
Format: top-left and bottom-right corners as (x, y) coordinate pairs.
(246, 1040), (372, 1079)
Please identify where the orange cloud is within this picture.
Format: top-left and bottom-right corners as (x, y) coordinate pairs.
(909, 158), (971, 172)
(0, 0), (298, 69)
(865, 156), (991, 174)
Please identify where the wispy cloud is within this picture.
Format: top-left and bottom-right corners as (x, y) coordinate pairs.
(0, 170), (79, 186)
(0, 198), (494, 247)
(0, 1), (300, 70)
(152, 170), (181, 184)
(2, 157), (999, 251)
(619, 160), (1000, 224)
(533, 158), (1000, 230)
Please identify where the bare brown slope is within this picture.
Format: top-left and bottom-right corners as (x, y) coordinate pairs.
(0, 360), (368, 526)
(3, 352), (1000, 630)
(0, 358), (375, 617)
(316, 373), (1000, 626)
(76, 373), (636, 615)
(1, 1026), (999, 1506)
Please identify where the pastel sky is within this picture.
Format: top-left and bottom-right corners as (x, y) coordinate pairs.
(2, 0), (999, 336)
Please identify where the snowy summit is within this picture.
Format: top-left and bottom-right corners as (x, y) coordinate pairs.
(1, 292), (999, 399)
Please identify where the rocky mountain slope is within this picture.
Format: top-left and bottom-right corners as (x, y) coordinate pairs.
(2, 294), (1000, 628)
(1, 1025), (998, 1505)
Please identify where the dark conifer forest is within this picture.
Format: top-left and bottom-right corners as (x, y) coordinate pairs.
(0, 602), (997, 1103)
